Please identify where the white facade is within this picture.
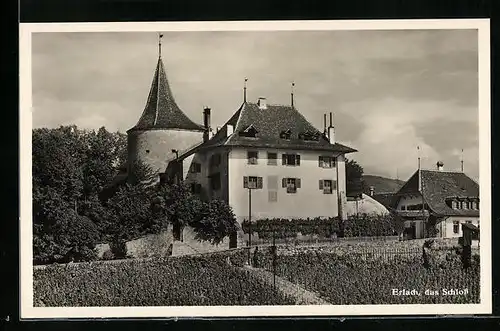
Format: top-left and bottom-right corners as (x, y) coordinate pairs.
(183, 146), (348, 224)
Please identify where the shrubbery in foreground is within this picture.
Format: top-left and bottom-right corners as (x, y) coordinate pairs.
(33, 250), (294, 307)
(256, 250), (480, 304)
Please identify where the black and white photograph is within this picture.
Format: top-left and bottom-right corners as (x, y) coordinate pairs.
(19, 20), (491, 318)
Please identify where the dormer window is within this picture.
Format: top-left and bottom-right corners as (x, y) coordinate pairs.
(300, 130), (320, 142)
(280, 129), (292, 140)
(239, 124), (258, 138)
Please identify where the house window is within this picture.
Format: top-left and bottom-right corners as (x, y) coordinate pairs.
(247, 151), (258, 165)
(209, 154), (221, 167)
(210, 173), (221, 191)
(267, 152), (277, 165)
(318, 156), (336, 168)
(472, 201), (479, 210)
(189, 162), (201, 173)
(466, 220), (472, 224)
(282, 177), (301, 193)
(190, 183), (202, 194)
(282, 153), (301, 166)
(319, 179), (337, 194)
(453, 221), (459, 234)
(268, 191), (278, 202)
(401, 205), (406, 211)
(243, 176), (263, 189)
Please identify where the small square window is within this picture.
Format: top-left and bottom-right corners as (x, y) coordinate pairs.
(247, 151), (258, 165)
(267, 152), (277, 165)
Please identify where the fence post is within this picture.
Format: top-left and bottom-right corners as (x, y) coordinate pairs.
(272, 230), (276, 289)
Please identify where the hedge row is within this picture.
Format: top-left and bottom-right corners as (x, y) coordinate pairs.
(255, 251), (480, 304)
(241, 215), (402, 239)
(33, 250), (294, 307)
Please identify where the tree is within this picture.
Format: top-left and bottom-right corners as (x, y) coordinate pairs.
(33, 186), (99, 264)
(153, 183), (205, 240)
(189, 200), (238, 246)
(345, 158), (364, 197)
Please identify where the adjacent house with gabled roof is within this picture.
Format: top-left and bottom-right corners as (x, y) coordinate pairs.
(392, 161), (480, 239)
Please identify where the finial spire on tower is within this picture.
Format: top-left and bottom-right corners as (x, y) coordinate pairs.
(291, 81), (295, 108)
(461, 148), (464, 172)
(244, 78), (248, 102)
(158, 33), (163, 58)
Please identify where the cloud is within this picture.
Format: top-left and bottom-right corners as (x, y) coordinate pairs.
(342, 97), (479, 180)
(31, 29), (480, 181)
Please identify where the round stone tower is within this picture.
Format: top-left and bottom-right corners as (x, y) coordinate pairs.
(127, 38), (204, 180)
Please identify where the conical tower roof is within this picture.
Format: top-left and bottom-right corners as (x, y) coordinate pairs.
(128, 57), (204, 132)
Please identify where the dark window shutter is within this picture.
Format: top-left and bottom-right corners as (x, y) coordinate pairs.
(282, 154), (287, 165)
(296, 178), (301, 188)
(319, 180), (323, 190)
(257, 177), (263, 189)
(243, 176), (249, 188)
(318, 156), (323, 167)
(332, 180), (337, 190)
(282, 178), (287, 188)
(296, 155), (301, 165)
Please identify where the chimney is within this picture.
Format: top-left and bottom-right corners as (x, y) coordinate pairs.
(227, 124), (234, 137)
(323, 114), (327, 134)
(328, 112), (335, 145)
(203, 107), (211, 142)
(369, 186), (375, 196)
(257, 97), (267, 110)
(436, 161), (444, 171)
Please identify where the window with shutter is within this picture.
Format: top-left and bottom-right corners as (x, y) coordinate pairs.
(318, 156), (323, 167)
(243, 176), (249, 188)
(332, 180), (337, 190)
(248, 176), (258, 189)
(282, 178), (287, 188)
(257, 177), (263, 189)
(296, 178), (301, 188)
(286, 178), (297, 193)
(322, 179), (332, 194)
(283, 154), (300, 166)
(319, 180), (323, 190)
(282, 154), (287, 165)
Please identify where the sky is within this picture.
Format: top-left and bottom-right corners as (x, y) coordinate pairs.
(32, 29), (480, 182)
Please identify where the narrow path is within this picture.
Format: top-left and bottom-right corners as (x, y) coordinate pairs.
(241, 265), (330, 305)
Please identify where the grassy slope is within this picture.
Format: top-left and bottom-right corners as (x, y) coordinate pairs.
(362, 174), (405, 194)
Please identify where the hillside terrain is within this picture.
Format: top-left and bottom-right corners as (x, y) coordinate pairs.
(362, 175), (405, 194)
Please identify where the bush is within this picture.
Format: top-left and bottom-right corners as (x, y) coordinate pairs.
(190, 200), (238, 245)
(264, 251), (480, 304)
(242, 215), (401, 239)
(33, 250), (293, 306)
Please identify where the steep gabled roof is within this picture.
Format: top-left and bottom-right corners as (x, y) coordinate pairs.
(191, 102), (357, 154)
(395, 169), (480, 217)
(128, 58), (204, 132)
